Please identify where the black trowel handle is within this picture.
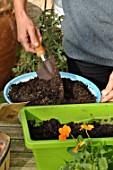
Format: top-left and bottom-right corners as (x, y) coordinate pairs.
(35, 33), (46, 58)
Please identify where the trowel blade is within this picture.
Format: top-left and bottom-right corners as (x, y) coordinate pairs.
(36, 60), (55, 80)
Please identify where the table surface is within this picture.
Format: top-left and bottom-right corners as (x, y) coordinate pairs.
(0, 118), (37, 170)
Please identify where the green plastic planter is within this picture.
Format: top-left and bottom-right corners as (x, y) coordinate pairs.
(20, 103), (113, 170)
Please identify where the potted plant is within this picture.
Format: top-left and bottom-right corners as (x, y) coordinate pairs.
(58, 125), (112, 170)
(20, 103), (113, 170)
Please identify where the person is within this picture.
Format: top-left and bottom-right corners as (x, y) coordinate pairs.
(13, 0), (113, 102)
(13, 0), (41, 53)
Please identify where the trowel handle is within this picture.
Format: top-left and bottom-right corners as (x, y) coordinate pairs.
(35, 32), (46, 58)
(36, 44), (46, 57)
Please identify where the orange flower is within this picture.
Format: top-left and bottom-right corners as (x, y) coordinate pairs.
(59, 134), (67, 140)
(80, 124), (94, 131)
(59, 125), (71, 140)
(73, 141), (85, 153)
(59, 125), (71, 137)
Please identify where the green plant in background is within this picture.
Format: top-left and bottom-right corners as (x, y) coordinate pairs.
(59, 124), (113, 170)
(12, 48), (39, 77)
(12, 10), (68, 77)
(37, 10), (67, 71)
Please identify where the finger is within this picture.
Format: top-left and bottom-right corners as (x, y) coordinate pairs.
(11, 9), (15, 14)
(101, 90), (113, 102)
(28, 26), (39, 47)
(108, 99), (113, 102)
(35, 27), (42, 43)
(101, 72), (113, 96)
(21, 37), (36, 53)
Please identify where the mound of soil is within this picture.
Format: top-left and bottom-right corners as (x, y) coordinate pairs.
(28, 118), (113, 140)
(8, 76), (96, 106)
(9, 77), (96, 106)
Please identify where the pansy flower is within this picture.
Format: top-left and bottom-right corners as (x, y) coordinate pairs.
(73, 141), (85, 153)
(80, 124), (94, 131)
(59, 125), (71, 140)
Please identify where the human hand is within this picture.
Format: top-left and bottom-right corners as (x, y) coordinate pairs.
(16, 12), (42, 53)
(101, 71), (113, 102)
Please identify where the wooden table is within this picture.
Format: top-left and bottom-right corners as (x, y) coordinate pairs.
(0, 118), (37, 170)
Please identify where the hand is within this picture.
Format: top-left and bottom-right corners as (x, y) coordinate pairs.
(101, 71), (113, 102)
(16, 12), (42, 53)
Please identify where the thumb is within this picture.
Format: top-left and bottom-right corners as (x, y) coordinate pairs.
(28, 27), (39, 47)
(101, 88), (111, 96)
(101, 72), (113, 96)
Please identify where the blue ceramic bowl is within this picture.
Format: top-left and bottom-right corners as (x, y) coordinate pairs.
(4, 72), (101, 103)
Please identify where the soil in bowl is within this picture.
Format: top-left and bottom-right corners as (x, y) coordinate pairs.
(28, 118), (113, 140)
(8, 76), (96, 106)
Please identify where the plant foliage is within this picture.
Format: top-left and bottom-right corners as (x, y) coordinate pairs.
(12, 10), (67, 77)
(59, 125), (113, 170)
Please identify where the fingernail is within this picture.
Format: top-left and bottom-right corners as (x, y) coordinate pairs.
(102, 90), (107, 96)
(34, 42), (38, 47)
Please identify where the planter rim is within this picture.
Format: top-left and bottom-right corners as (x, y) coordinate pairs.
(20, 103), (113, 170)
(4, 71), (101, 103)
(20, 103), (113, 149)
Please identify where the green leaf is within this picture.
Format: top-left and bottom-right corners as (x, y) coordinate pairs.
(99, 148), (106, 155)
(82, 163), (92, 170)
(59, 166), (65, 170)
(68, 148), (84, 160)
(34, 120), (42, 127)
(77, 135), (83, 142)
(98, 157), (108, 170)
(84, 150), (92, 157)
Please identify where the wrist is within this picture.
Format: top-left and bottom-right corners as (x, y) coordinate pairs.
(13, 0), (27, 18)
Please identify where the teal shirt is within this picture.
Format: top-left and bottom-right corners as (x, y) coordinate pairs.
(62, 0), (113, 66)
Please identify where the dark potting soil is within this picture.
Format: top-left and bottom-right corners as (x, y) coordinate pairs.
(8, 77), (96, 106)
(28, 118), (113, 140)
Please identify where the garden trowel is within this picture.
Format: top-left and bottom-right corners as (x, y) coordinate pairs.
(35, 43), (54, 80)
(35, 36), (64, 100)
